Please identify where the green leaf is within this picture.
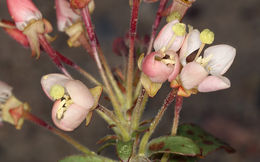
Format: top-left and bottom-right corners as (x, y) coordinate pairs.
(116, 140), (133, 161)
(177, 123), (235, 157)
(169, 155), (198, 162)
(59, 155), (116, 162)
(147, 136), (200, 157)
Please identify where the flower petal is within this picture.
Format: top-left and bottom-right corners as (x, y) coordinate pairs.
(55, 0), (81, 31)
(204, 44), (236, 75)
(7, 0), (42, 30)
(180, 62), (208, 90)
(167, 51), (181, 82)
(41, 73), (71, 100)
(153, 20), (185, 52)
(52, 101), (89, 131)
(142, 52), (174, 83)
(198, 75), (231, 92)
(65, 80), (94, 109)
(179, 29), (201, 65)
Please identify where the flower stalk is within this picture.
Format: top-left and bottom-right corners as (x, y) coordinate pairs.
(126, 0), (140, 110)
(38, 35), (72, 78)
(80, 7), (125, 123)
(138, 88), (177, 155)
(23, 110), (95, 155)
(171, 95), (183, 135)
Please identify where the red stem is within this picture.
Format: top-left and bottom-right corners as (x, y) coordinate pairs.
(171, 95), (183, 135)
(146, 0), (169, 55)
(126, 0), (140, 109)
(38, 35), (72, 78)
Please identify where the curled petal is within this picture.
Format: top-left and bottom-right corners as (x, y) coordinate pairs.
(180, 62), (208, 90)
(142, 52), (174, 83)
(166, 51), (181, 82)
(65, 80), (94, 110)
(52, 101), (89, 131)
(179, 29), (201, 65)
(204, 44), (236, 75)
(55, 0), (81, 31)
(198, 76), (231, 92)
(41, 73), (71, 100)
(7, 0), (42, 30)
(1, 20), (29, 47)
(154, 20), (185, 52)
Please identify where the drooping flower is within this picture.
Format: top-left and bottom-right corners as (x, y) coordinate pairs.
(6, 0), (53, 58)
(41, 73), (95, 131)
(153, 20), (186, 52)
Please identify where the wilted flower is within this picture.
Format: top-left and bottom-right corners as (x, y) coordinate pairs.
(41, 73), (95, 131)
(153, 20), (186, 52)
(55, 0), (81, 32)
(7, 0), (53, 58)
(0, 80), (29, 129)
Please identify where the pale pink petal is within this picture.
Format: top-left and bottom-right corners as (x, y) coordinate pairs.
(179, 29), (201, 65)
(180, 62), (208, 90)
(65, 80), (94, 109)
(153, 20), (185, 52)
(52, 101), (89, 131)
(55, 0), (80, 31)
(198, 76), (231, 92)
(142, 52), (174, 83)
(41, 73), (71, 100)
(7, 0), (42, 30)
(167, 51), (181, 82)
(204, 44), (236, 75)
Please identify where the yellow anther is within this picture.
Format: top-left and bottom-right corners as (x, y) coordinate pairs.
(50, 85), (65, 100)
(166, 12), (181, 22)
(56, 94), (73, 120)
(161, 59), (176, 65)
(172, 23), (186, 36)
(200, 29), (214, 44)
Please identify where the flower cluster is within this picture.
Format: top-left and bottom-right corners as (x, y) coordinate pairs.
(141, 19), (236, 97)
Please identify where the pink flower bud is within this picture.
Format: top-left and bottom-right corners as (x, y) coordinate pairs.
(153, 20), (185, 52)
(7, 0), (42, 30)
(180, 62), (208, 90)
(55, 0), (81, 31)
(198, 76), (231, 92)
(142, 51), (180, 83)
(52, 100), (89, 131)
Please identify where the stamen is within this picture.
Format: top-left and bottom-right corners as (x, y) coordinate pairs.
(56, 94), (73, 120)
(161, 59), (176, 65)
(194, 43), (205, 60)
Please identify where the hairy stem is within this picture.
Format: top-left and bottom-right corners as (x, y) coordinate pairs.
(23, 111), (95, 155)
(171, 95), (183, 135)
(38, 35), (72, 78)
(138, 89), (177, 155)
(126, 0), (140, 110)
(96, 104), (130, 141)
(81, 7), (125, 122)
(131, 88), (148, 131)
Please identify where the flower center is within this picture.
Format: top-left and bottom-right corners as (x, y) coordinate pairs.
(155, 53), (176, 65)
(50, 85), (73, 120)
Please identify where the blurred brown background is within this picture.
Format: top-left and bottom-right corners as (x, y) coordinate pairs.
(0, 0), (259, 161)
